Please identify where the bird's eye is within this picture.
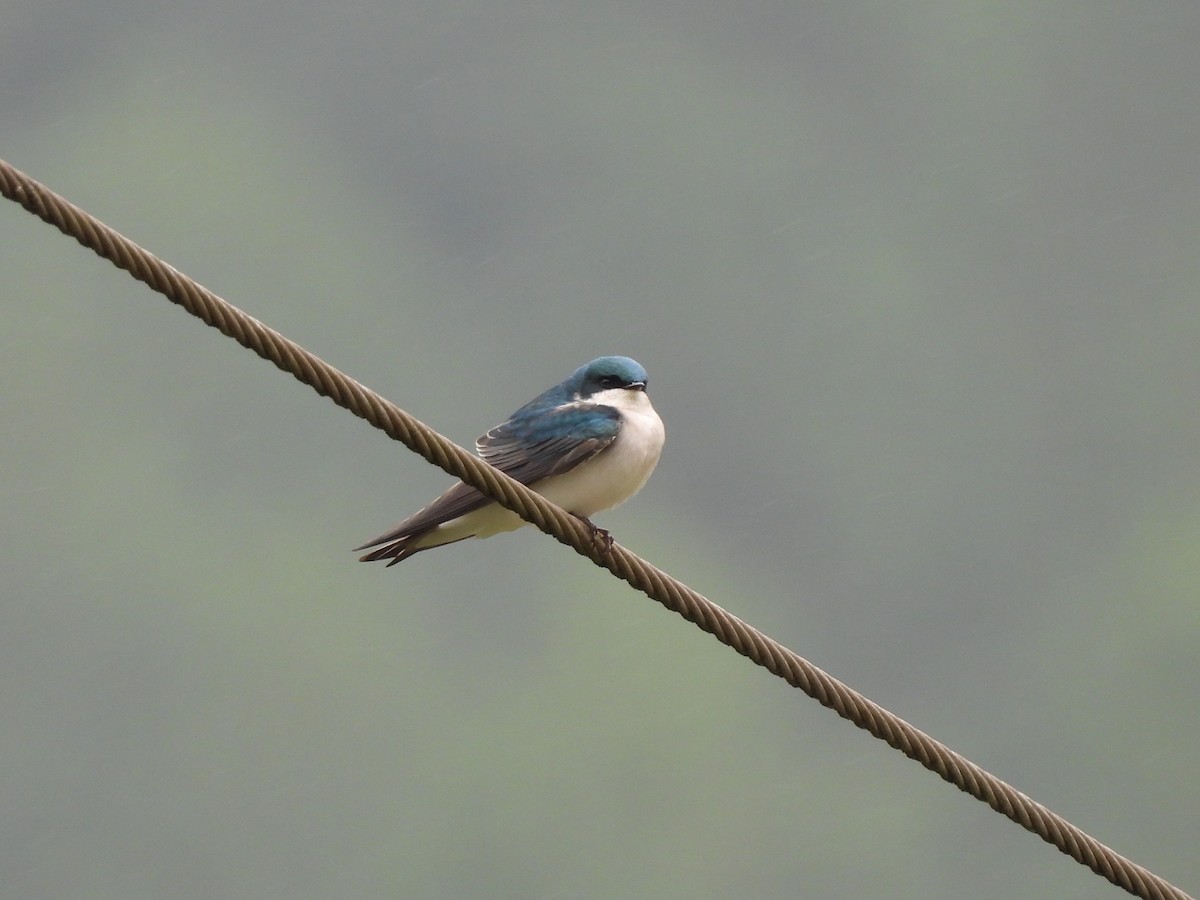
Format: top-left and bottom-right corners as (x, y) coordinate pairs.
(598, 374), (621, 389)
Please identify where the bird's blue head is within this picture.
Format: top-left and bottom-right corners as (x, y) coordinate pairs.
(570, 356), (649, 400)
(513, 356), (650, 418)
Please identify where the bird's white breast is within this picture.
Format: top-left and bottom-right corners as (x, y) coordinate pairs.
(535, 387), (665, 517)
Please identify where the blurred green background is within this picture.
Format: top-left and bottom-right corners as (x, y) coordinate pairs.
(2, 3), (1198, 898)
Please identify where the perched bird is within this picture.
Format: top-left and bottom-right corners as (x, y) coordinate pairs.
(357, 356), (665, 565)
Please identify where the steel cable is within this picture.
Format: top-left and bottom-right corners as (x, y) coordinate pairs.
(1, 157), (1191, 900)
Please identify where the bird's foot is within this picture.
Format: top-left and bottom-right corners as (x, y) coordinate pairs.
(578, 516), (614, 554)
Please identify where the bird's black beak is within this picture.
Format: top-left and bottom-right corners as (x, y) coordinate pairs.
(628, 381), (647, 392)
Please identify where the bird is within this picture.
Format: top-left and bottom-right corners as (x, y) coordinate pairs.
(356, 355), (665, 565)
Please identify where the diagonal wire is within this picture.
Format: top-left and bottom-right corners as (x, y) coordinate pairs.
(1, 157), (1192, 900)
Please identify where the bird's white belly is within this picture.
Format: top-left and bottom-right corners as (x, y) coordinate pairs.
(535, 389), (665, 517)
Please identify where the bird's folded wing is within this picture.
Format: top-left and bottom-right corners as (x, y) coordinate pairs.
(356, 403), (620, 551)
(476, 401), (621, 482)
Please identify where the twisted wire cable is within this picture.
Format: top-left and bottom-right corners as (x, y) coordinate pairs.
(1, 157), (1191, 900)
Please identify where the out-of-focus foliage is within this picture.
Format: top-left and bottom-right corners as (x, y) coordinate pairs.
(2, 3), (1197, 898)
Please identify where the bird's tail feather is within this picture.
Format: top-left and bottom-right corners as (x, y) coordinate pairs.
(356, 533), (472, 565)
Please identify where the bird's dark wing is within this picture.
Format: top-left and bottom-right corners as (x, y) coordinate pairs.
(476, 401), (621, 483)
(354, 481), (488, 549)
(355, 401), (620, 559)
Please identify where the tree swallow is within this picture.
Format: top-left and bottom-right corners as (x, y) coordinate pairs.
(357, 356), (665, 565)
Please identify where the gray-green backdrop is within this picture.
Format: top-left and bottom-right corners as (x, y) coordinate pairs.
(3, 3), (1197, 898)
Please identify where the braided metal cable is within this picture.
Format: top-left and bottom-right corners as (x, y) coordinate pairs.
(1, 157), (1191, 900)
